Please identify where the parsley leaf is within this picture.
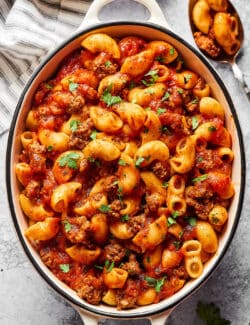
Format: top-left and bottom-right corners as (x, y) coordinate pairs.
(177, 88), (184, 94)
(196, 301), (231, 325)
(167, 216), (177, 227)
(90, 129), (98, 140)
(58, 152), (80, 169)
(192, 174), (208, 183)
(118, 159), (127, 166)
(160, 126), (172, 135)
(99, 204), (111, 213)
(45, 83), (53, 89)
(68, 80), (78, 92)
(155, 55), (165, 63)
(47, 145), (53, 152)
(173, 241), (181, 250)
(142, 69), (159, 86)
(144, 276), (166, 293)
(184, 74), (192, 83)
(191, 96), (199, 104)
(192, 116), (199, 130)
(59, 264), (70, 273)
(157, 107), (166, 115)
(101, 84), (122, 106)
(135, 157), (145, 168)
(105, 260), (115, 273)
(105, 60), (111, 67)
(70, 119), (81, 132)
(208, 125), (217, 132)
(162, 181), (169, 188)
(62, 220), (71, 232)
(169, 47), (175, 56)
(162, 92), (170, 101)
(185, 216), (197, 227)
(87, 157), (101, 167)
(94, 264), (104, 270)
(121, 214), (129, 222)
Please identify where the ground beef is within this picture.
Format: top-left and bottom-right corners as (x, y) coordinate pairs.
(76, 274), (103, 305)
(116, 279), (139, 309)
(194, 31), (221, 58)
(66, 95), (85, 114)
(25, 180), (41, 199)
(121, 254), (141, 276)
(28, 141), (46, 174)
(68, 118), (94, 149)
(108, 199), (123, 218)
(196, 149), (222, 173)
(185, 183), (214, 220)
(159, 112), (189, 135)
(127, 214), (145, 233)
(92, 52), (118, 79)
(102, 175), (118, 202)
(63, 216), (90, 243)
(146, 193), (163, 212)
(77, 84), (98, 101)
(40, 247), (70, 269)
(152, 161), (170, 180)
(101, 241), (126, 263)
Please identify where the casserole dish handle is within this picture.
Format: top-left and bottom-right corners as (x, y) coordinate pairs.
(77, 0), (172, 31)
(76, 307), (174, 324)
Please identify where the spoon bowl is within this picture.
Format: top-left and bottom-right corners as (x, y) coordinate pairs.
(189, 0), (250, 100)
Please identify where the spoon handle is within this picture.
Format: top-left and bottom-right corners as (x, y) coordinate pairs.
(231, 61), (250, 101)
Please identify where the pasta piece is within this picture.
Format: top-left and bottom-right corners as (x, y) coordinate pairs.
(15, 163), (32, 186)
(98, 73), (129, 96)
(38, 129), (69, 152)
(161, 249), (182, 269)
(185, 255), (203, 278)
(199, 97), (224, 119)
(120, 50), (154, 77)
(132, 214), (168, 252)
(137, 288), (156, 306)
(83, 139), (121, 161)
(192, 0), (212, 34)
(20, 131), (37, 149)
(143, 245), (163, 271)
(135, 141), (169, 167)
(207, 0), (228, 11)
(26, 110), (39, 131)
(74, 193), (108, 216)
(20, 194), (54, 221)
(51, 182), (82, 212)
(113, 102), (146, 131)
(148, 41), (178, 64)
(196, 221), (218, 253)
(128, 83), (166, 107)
(81, 33), (120, 59)
(91, 214), (109, 245)
(141, 110), (161, 144)
(170, 136), (196, 173)
(90, 105), (123, 133)
(102, 289), (117, 306)
(182, 240), (202, 257)
(66, 245), (101, 264)
(110, 221), (134, 240)
(103, 268), (128, 289)
(25, 217), (59, 241)
(208, 205), (228, 227)
(118, 153), (140, 195)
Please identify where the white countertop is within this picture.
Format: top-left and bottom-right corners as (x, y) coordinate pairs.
(1, 1), (250, 324)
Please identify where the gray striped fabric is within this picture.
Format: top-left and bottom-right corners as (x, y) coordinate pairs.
(0, 0), (91, 135)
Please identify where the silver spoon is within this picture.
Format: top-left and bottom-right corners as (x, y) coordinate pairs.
(189, 0), (250, 101)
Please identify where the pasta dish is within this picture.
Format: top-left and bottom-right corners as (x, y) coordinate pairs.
(15, 32), (234, 309)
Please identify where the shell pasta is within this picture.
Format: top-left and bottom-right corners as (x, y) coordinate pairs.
(16, 32), (234, 310)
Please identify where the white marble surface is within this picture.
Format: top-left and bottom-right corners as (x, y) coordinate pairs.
(1, 0), (250, 324)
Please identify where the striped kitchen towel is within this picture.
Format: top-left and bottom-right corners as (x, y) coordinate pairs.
(0, 0), (92, 135)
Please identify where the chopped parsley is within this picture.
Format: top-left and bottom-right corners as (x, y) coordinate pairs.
(118, 159), (127, 166)
(105, 60), (111, 67)
(185, 217), (197, 227)
(47, 145), (53, 152)
(160, 125), (172, 135)
(192, 174), (208, 183)
(121, 214), (129, 222)
(70, 119), (81, 132)
(58, 152), (80, 169)
(191, 96), (199, 104)
(90, 129), (98, 140)
(157, 107), (166, 115)
(129, 81), (136, 90)
(87, 157), (101, 167)
(184, 74), (192, 83)
(101, 84), (122, 106)
(145, 88), (155, 94)
(169, 47), (175, 56)
(59, 264), (70, 273)
(99, 204), (111, 213)
(162, 91), (170, 101)
(94, 264), (104, 270)
(105, 260), (115, 273)
(144, 276), (166, 292)
(197, 157), (204, 162)
(196, 301), (231, 325)
(45, 83), (53, 89)
(208, 125), (217, 132)
(172, 211), (179, 219)
(68, 80), (78, 92)
(135, 156), (145, 168)
(177, 88), (184, 94)
(155, 55), (165, 63)
(192, 116), (199, 130)
(167, 216), (177, 227)
(162, 181), (169, 188)
(173, 241), (181, 250)
(62, 220), (71, 232)
(142, 69), (159, 86)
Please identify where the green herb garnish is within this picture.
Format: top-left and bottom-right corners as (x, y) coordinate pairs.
(99, 204), (112, 213)
(47, 145), (53, 151)
(162, 92), (170, 101)
(157, 107), (166, 116)
(90, 129), (98, 140)
(142, 69), (159, 86)
(68, 80), (78, 92)
(58, 152), (80, 169)
(118, 159), (127, 166)
(45, 83), (53, 89)
(192, 174), (208, 183)
(101, 84), (122, 106)
(192, 116), (199, 130)
(196, 301), (231, 325)
(105, 260), (115, 273)
(87, 157), (101, 167)
(135, 157), (145, 168)
(105, 60), (111, 67)
(208, 125), (217, 132)
(162, 181), (169, 188)
(155, 55), (165, 63)
(59, 264), (70, 273)
(70, 119), (81, 132)
(184, 74), (192, 83)
(121, 214), (129, 222)
(144, 276), (166, 292)
(167, 216), (177, 227)
(169, 47), (175, 56)
(62, 220), (71, 233)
